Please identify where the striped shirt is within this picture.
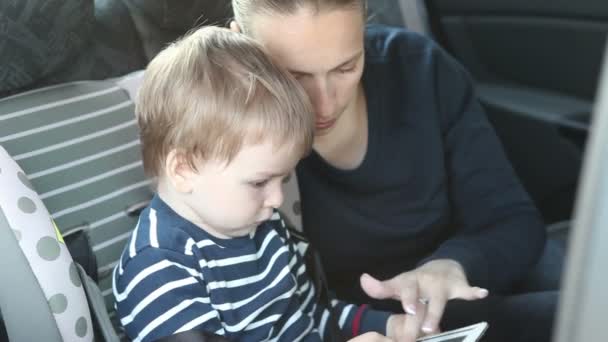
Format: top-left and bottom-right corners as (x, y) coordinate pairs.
(113, 195), (390, 342)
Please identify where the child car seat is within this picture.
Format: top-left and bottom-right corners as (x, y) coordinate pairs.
(0, 146), (120, 341)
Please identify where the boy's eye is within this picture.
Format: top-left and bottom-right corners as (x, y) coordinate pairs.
(290, 72), (307, 80)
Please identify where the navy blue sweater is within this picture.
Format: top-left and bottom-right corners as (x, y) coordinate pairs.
(296, 25), (546, 302)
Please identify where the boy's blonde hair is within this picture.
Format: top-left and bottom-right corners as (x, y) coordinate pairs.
(136, 26), (314, 177)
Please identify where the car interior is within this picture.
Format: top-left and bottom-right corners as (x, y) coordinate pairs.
(0, 0), (606, 341)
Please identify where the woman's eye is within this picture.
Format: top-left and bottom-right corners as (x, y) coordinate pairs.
(337, 65), (356, 74)
(251, 179), (269, 188)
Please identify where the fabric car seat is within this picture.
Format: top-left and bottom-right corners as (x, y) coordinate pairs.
(0, 71), (148, 341)
(0, 145), (121, 341)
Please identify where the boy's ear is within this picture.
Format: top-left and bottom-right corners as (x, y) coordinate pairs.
(229, 21), (241, 33)
(165, 149), (195, 193)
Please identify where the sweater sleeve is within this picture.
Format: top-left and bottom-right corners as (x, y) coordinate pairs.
(113, 247), (224, 342)
(282, 221), (392, 339)
(419, 46), (546, 292)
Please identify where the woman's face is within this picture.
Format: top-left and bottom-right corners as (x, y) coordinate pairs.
(247, 7), (365, 136)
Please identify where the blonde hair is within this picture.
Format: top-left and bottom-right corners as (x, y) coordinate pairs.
(137, 26), (314, 177)
(232, 0), (367, 33)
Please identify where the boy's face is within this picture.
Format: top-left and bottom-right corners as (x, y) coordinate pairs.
(177, 139), (300, 238)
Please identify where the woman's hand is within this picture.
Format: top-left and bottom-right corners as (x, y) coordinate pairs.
(361, 259), (488, 342)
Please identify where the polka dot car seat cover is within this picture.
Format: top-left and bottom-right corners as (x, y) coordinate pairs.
(0, 146), (93, 341)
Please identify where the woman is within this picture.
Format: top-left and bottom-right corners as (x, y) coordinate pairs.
(230, 1), (559, 341)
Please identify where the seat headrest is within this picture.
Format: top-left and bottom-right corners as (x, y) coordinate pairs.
(0, 0), (95, 94)
(127, 0), (233, 30)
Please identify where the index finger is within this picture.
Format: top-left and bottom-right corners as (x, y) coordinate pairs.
(421, 293), (447, 335)
(399, 281), (419, 316)
(399, 284), (427, 342)
(402, 296), (426, 342)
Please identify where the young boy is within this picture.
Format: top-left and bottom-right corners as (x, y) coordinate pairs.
(112, 27), (404, 342)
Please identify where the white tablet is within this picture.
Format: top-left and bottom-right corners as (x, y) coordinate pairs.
(416, 322), (488, 342)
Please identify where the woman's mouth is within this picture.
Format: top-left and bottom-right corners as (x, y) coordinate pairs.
(315, 118), (336, 130)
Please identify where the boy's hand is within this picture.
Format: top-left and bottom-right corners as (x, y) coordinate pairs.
(348, 332), (394, 342)
(386, 314), (417, 341)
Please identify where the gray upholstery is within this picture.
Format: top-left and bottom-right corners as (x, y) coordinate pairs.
(0, 73), (151, 340)
(0, 146), (94, 341)
(0, 0), (147, 99)
(122, 0), (233, 60)
(0, 0), (94, 96)
(0, 206), (64, 342)
(77, 263), (121, 342)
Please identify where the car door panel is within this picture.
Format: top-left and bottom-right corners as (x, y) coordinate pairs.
(426, 0), (608, 223)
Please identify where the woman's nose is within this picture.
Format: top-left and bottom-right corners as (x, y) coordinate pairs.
(264, 183), (284, 209)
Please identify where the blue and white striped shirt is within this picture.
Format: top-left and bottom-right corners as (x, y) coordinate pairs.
(113, 195), (390, 342)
